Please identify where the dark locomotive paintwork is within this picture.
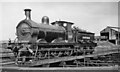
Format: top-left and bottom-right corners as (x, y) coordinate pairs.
(17, 19), (66, 43)
(77, 31), (95, 41)
(16, 9), (95, 44)
(7, 9), (97, 66)
(15, 8), (97, 50)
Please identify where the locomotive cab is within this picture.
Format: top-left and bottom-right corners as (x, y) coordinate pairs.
(51, 21), (74, 43)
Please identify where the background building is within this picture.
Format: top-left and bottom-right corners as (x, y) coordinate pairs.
(99, 26), (120, 45)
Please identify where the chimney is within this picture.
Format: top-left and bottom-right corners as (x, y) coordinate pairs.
(24, 9), (31, 20)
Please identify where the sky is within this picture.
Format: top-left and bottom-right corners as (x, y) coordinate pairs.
(0, 1), (119, 40)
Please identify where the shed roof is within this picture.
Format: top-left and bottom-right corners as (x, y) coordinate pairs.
(110, 28), (120, 32)
(101, 26), (120, 33)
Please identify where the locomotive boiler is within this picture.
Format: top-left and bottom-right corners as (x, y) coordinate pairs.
(17, 9), (66, 43)
(8, 9), (97, 66)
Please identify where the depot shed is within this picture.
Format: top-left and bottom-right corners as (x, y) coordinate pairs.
(100, 26), (120, 45)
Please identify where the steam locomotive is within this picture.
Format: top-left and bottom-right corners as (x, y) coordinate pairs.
(8, 9), (97, 65)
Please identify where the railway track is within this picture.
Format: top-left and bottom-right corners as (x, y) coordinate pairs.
(16, 48), (119, 67)
(1, 42), (120, 67)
